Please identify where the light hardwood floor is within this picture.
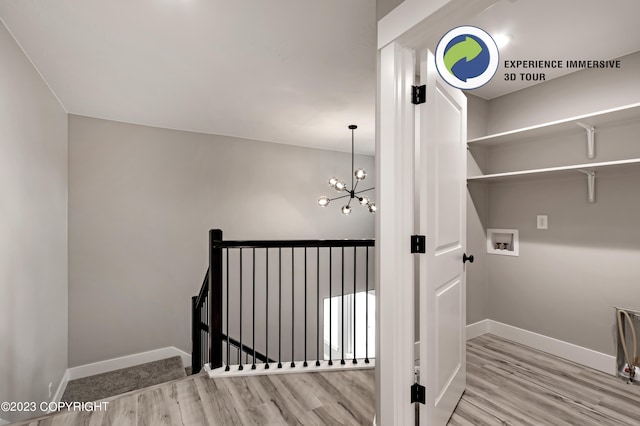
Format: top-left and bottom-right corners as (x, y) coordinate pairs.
(13, 369), (375, 426)
(450, 334), (640, 425)
(12, 334), (640, 425)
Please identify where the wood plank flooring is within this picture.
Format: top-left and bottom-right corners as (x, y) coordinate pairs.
(450, 334), (640, 426)
(12, 334), (640, 425)
(13, 369), (375, 426)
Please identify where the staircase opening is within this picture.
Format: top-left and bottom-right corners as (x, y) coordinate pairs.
(192, 229), (376, 374)
(323, 290), (376, 361)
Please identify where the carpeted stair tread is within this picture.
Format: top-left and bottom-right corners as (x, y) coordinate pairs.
(61, 356), (186, 403)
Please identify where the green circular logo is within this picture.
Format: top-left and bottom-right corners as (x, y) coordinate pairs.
(435, 26), (499, 89)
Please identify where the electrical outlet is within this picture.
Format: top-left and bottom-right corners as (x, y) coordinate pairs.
(537, 215), (548, 230)
(48, 382), (52, 398)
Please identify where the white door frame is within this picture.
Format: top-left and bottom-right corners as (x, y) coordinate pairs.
(375, 41), (417, 425)
(376, 1), (499, 424)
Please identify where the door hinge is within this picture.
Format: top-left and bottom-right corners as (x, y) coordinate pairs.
(411, 383), (426, 404)
(411, 235), (426, 253)
(412, 85), (426, 105)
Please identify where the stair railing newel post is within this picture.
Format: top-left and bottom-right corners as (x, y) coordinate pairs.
(191, 295), (201, 374)
(210, 229), (224, 370)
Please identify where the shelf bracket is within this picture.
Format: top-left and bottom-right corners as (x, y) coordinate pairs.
(576, 122), (595, 159)
(578, 169), (596, 203)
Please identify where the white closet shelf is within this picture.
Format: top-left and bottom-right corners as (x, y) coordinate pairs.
(467, 158), (640, 183)
(468, 103), (640, 146)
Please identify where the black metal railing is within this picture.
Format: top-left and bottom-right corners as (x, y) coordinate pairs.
(191, 270), (209, 374)
(192, 270), (274, 373)
(193, 229), (375, 373)
(222, 332), (276, 365)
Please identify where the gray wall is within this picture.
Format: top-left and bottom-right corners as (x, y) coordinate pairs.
(466, 94), (489, 325)
(0, 21), (68, 422)
(487, 170), (640, 354)
(469, 50), (640, 355)
(68, 115), (375, 367)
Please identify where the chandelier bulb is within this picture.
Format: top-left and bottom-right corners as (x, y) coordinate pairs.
(341, 205), (352, 215)
(359, 196), (369, 205)
(354, 169), (367, 180)
(368, 203), (377, 213)
(328, 177), (338, 188)
(335, 181), (346, 192)
(318, 196), (330, 207)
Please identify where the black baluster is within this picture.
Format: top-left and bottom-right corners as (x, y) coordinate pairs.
(316, 246), (321, 367)
(353, 247), (357, 364)
(252, 248), (256, 370)
(341, 247), (345, 365)
(278, 247), (282, 369)
(207, 296), (209, 365)
(365, 246), (370, 364)
(193, 296), (198, 372)
(201, 326), (204, 371)
(201, 299), (204, 366)
(329, 247), (333, 366)
(202, 298), (205, 368)
(303, 247), (308, 367)
(206, 296), (211, 367)
(201, 297), (203, 367)
(291, 248), (295, 368)
(199, 298), (202, 369)
(225, 248), (230, 371)
(239, 248), (243, 370)
(265, 248), (270, 369)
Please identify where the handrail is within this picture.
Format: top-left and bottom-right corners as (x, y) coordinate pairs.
(222, 333), (276, 364)
(194, 269), (209, 308)
(213, 238), (374, 249)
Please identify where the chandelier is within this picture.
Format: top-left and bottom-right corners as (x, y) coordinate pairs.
(318, 125), (376, 215)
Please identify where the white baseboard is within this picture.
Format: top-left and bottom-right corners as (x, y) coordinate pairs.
(466, 319), (490, 340)
(209, 358), (375, 379)
(67, 347), (191, 381)
(50, 369), (70, 410)
(404, 320), (615, 376)
(414, 320), (489, 363)
(486, 320), (616, 376)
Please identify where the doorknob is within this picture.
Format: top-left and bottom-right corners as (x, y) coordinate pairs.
(463, 253), (474, 264)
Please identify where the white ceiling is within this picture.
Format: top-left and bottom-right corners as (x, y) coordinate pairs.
(0, 0), (377, 154)
(1, 0), (639, 155)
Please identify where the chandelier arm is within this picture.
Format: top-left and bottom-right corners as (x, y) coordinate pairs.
(352, 180), (360, 193)
(328, 193), (353, 202)
(354, 187), (375, 195)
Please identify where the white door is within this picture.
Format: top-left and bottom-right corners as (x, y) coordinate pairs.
(418, 49), (467, 425)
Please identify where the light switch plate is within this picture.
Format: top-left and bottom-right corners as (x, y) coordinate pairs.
(537, 215), (548, 229)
